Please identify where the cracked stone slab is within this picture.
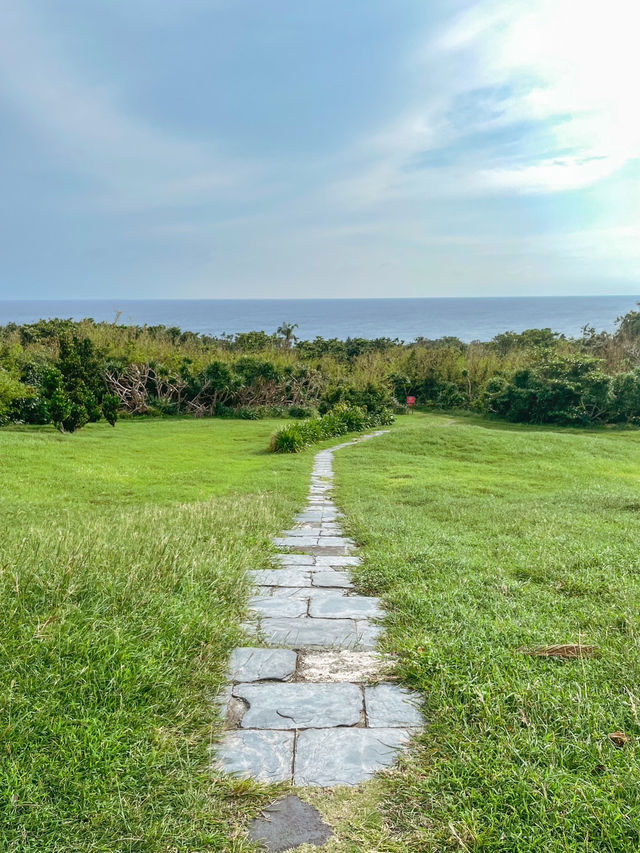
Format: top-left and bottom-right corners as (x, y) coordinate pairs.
(304, 546), (354, 556)
(311, 570), (354, 588)
(294, 728), (413, 786)
(312, 536), (355, 547)
(309, 593), (384, 619)
(233, 682), (363, 729)
(365, 684), (424, 728)
(273, 536), (320, 548)
(297, 650), (392, 683)
(248, 795), (333, 852)
(270, 586), (349, 601)
(280, 528), (323, 537)
(249, 594), (308, 618)
(314, 556), (361, 567)
(258, 616), (373, 649)
(229, 648), (297, 683)
(273, 554), (314, 566)
(249, 569), (311, 587)
(214, 730), (293, 782)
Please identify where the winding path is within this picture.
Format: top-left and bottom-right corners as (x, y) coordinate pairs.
(214, 431), (423, 787)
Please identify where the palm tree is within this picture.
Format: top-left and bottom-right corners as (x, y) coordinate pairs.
(277, 322), (299, 349)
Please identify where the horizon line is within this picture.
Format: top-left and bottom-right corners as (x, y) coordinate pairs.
(2, 294), (640, 303)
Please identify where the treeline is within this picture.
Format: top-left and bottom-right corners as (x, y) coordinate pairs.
(2, 309), (640, 431)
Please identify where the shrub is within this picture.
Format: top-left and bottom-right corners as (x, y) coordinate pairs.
(270, 404), (394, 453)
(101, 394), (119, 427)
(480, 354), (611, 425)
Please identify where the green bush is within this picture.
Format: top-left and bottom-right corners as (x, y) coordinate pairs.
(480, 354), (611, 424)
(270, 405), (394, 453)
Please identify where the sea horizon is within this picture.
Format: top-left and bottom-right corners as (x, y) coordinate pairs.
(1, 294), (639, 343)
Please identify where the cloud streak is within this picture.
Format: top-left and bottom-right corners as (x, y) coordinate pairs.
(0, 0), (258, 213)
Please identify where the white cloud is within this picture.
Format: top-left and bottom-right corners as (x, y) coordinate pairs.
(334, 0), (640, 205)
(438, 0), (640, 192)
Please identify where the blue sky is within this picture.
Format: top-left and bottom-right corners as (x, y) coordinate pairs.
(1, 0), (639, 299)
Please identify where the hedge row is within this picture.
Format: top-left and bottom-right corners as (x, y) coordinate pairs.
(269, 405), (394, 453)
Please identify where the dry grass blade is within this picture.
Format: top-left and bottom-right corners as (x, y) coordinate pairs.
(608, 731), (630, 748)
(518, 644), (599, 659)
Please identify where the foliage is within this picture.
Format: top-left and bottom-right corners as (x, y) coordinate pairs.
(270, 404), (394, 452)
(0, 369), (33, 425)
(481, 353), (612, 424)
(5, 306), (640, 431)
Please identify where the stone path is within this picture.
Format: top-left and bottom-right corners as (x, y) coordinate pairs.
(214, 431), (423, 787)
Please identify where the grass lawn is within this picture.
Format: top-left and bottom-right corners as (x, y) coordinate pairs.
(316, 412), (640, 851)
(3, 413), (640, 851)
(0, 418), (317, 852)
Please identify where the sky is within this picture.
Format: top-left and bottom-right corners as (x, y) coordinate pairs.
(1, 0), (639, 300)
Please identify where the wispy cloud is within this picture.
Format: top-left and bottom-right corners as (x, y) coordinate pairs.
(334, 0), (640, 204)
(0, 0), (258, 212)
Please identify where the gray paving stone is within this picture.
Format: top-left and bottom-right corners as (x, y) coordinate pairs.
(315, 555), (361, 566)
(248, 595), (308, 618)
(355, 621), (384, 649)
(273, 554), (314, 566)
(294, 728), (413, 786)
(280, 528), (321, 537)
(311, 570), (354, 588)
(270, 586), (346, 601)
(214, 730), (294, 782)
(258, 616), (369, 649)
(273, 536), (320, 547)
(249, 568), (311, 587)
(229, 648), (297, 683)
(365, 684), (424, 727)
(248, 795), (333, 852)
(310, 594), (383, 619)
(314, 536), (355, 547)
(233, 682), (363, 729)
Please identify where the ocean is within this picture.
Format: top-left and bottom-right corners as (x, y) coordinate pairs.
(0, 296), (638, 343)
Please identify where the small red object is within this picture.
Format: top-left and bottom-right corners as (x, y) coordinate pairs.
(406, 396), (416, 406)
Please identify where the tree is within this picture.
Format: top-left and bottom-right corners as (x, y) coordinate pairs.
(276, 322), (299, 349)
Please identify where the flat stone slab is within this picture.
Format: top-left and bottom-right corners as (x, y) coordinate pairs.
(258, 616), (375, 649)
(274, 554), (314, 566)
(311, 570), (354, 588)
(214, 730), (293, 782)
(270, 586), (347, 600)
(250, 569), (311, 587)
(315, 555), (361, 567)
(229, 648), (297, 683)
(273, 536), (320, 547)
(297, 650), (391, 683)
(294, 728), (413, 786)
(248, 796), (333, 852)
(233, 682), (363, 729)
(249, 594), (308, 618)
(365, 684), (424, 727)
(304, 546), (354, 556)
(314, 536), (355, 547)
(309, 593), (383, 619)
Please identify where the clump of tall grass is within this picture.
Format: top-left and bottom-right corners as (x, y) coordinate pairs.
(270, 404), (394, 452)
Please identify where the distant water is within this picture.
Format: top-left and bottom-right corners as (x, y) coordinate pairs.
(0, 296), (638, 343)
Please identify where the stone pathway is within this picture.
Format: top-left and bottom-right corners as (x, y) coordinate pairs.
(214, 431), (423, 787)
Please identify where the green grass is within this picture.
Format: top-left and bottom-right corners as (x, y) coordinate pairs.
(0, 418), (317, 852)
(4, 414), (640, 851)
(317, 413), (640, 851)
